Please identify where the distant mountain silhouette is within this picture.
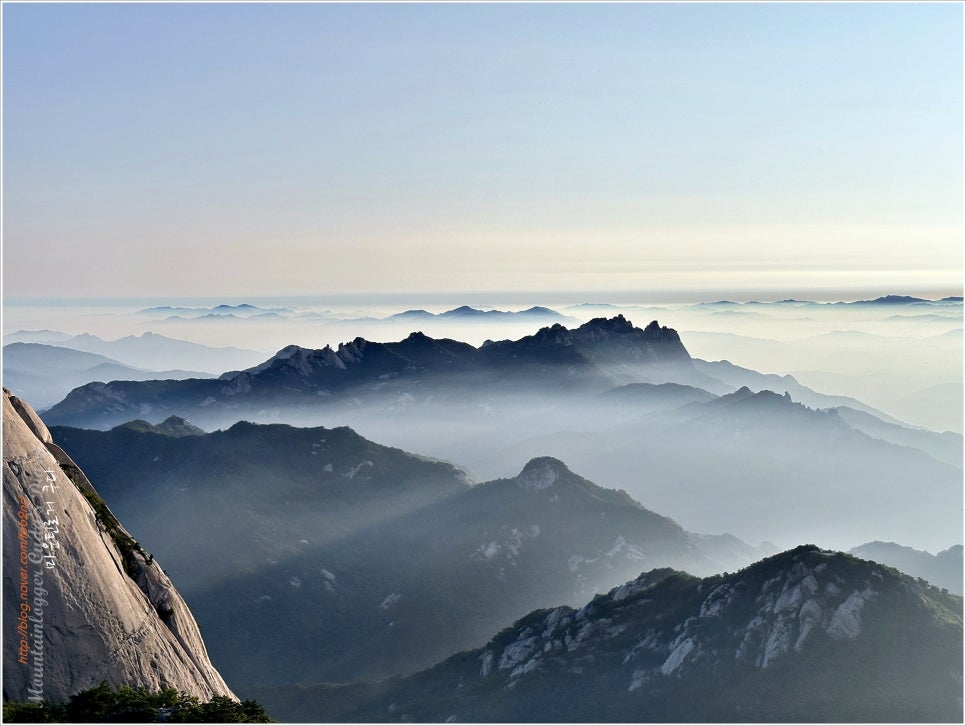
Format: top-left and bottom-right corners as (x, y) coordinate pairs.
(2, 329), (74, 345)
(41, 316), (960, 553)
(485, 383), (961, 551)
(5, 331), (265, 374)
(2, 342), (212, 409)
(387, 305), (572, 322)
(846, 295), (929, 305)
(850, 541), (963, 595)
(830, 405), (962, 468)
(388, 309), (436, 320)
(137, 303), (292, 317)
(43, 317), (693, 429)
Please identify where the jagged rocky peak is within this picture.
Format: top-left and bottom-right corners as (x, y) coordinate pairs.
(526, 322), (573, 344)
(571, 316), (691, 362)
(2, 389), (235, 703)
(498, 316), (691, 362)
(236, 343), (305, 376)
(721, 387), (800, 410)
(578, 314), (636, 334)
(337, 336), (370, 362)
(515, 457), (571, 492)
(641, 319), (683, 342)
(575, 315), (679, 340)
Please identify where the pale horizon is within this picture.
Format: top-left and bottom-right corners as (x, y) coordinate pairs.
(2, 2), (963, 300)
(3, 284), (964, 308)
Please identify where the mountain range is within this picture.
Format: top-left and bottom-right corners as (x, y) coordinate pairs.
(8, 312), (963, 721)
(39, 317), (691, 429)
(48, 420), (773, 687)
(488, 384), (961, 550)
(1, 342), (213, 409)
(388, 305), (575, 323)
(39, 316), (962, 552)
(254, 545), (963, 723)
(690, 295), (963, 308)
(2, 331), (265, 374)
(41, 316), (892, 430)
(849, 541), (963, 595)
(7, 332), (963, 723)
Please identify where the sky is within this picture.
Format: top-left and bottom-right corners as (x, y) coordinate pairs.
(2, 2), (964, 301)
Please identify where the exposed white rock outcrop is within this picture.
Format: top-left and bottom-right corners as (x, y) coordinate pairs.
(2, 389), (235, 703)
(827, 588), (874, 639)
(516, 459), (560, 492)
(659, 637), (695, 675)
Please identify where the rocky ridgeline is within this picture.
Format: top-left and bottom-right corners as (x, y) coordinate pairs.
(43, 316), (694, 429)
(485, 547), (883, 687)
(278, 545), (962, 722)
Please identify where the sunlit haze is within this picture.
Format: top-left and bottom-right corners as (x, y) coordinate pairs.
(2, 5), (965, 716)
(2, 2), (963, 299)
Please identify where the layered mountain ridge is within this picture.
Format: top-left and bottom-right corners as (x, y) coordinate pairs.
(257, 545), (964, 723)
(1, 342), (215, 410)
(48, 420), (772, 686)
(6, 304), (962, 722)
(38, 315), (962, 552)
(42, 316), (692, 429)
(850, 541), (963, 595)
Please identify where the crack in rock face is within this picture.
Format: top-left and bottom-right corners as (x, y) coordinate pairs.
(2, 389), (236, 704)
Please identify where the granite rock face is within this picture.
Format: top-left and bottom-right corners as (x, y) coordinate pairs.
(2, 388), (234, 703)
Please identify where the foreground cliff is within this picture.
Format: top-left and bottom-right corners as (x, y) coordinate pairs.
(2, 388), (234, 703)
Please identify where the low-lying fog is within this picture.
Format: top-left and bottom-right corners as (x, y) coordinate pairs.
(5, 294), (962, 433)
(4, 292), (963, 563)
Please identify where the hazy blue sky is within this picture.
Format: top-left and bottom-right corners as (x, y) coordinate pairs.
(3, 2), (963, 300)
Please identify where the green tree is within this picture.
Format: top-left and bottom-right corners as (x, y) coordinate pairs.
(3, 683), (273, 723)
